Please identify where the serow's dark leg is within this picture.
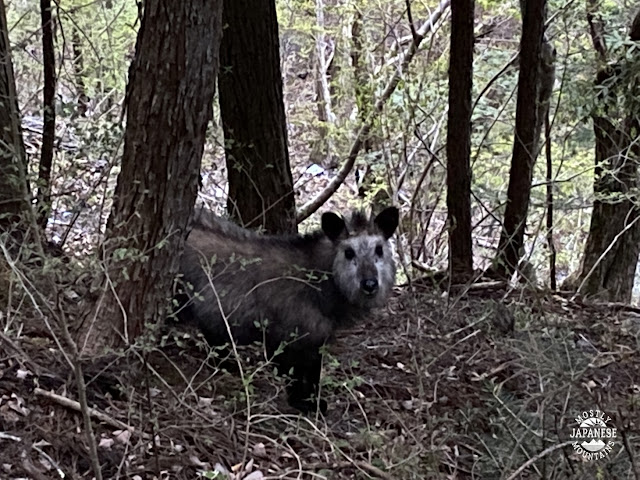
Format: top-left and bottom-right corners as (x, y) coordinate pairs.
(277, 347), (327, 414)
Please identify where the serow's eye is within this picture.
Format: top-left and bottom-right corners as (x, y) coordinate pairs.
(344, 247), (356, 260)
(375, 245), (384, 257)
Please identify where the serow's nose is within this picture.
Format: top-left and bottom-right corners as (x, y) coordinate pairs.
(361, 278), (378, 295)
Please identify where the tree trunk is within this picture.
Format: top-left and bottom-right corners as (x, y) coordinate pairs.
(37, 0), (56, 230)
(219, 0), (296, 234)
(309, 0), (336, 168)
(577, 117), (640, 301)
(571, 7), (640, 301)
(71, 26), (89, 116)
(493, 0), (547, 278)
(79, 0), (223, 353)
(446, 0), (474, 283)
(351, 10), (374, 155)
(350, 9), (386, 207)
(0, 0), (31, 241)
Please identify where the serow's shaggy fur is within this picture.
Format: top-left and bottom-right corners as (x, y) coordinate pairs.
(176, 206), (399, 413)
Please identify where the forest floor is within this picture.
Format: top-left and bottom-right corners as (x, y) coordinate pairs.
(1, 285), (639, 480)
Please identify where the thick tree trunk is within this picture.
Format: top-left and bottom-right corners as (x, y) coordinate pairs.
(577, 116), (640, 301)
(37, 0), (56, 230)
(0, 0), (30, 239)
(572, 8), (640, 301)
(219, 0), (296, 234)
(446, 0), (475, 283)
(494, 0), (547, 277)
(79, 0), (223, 353)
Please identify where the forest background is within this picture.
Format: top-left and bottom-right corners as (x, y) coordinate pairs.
(5, 0), (638, 294)
(0, 0), (639, 478)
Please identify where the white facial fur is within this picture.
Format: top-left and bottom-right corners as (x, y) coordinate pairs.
(332, 234), (396, 307)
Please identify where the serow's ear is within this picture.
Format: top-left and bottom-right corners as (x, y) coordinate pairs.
(321, 212), (346, 241)
(374, 207), (399, 239)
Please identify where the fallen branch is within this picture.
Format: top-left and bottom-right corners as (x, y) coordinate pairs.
(34, 387), (147, 438)
(552, 295), (640, 315)
(580, 300), (640, 314)
(296, 0), (451, 222)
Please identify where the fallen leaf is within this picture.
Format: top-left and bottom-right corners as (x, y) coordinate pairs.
(99, 438), (114, 449)
(252, 443), (267, 458)
(190, 455), (207, 468)
(114, 429), (131, 444)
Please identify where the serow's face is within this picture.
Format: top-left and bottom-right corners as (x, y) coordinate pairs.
(322, 207), (399, 307)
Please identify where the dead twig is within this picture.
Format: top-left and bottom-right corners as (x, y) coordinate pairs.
(505, 441), (576, 480)
(0, 243), (103, 479)
(34, 387), (147, 438)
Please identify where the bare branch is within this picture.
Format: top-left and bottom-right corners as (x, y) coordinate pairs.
(506, 441), (580, 480)
(405, 0), (420, 45)
(297, 0), (451, 222)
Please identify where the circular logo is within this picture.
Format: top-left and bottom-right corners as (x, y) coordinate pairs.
(570, 410), (617, 461)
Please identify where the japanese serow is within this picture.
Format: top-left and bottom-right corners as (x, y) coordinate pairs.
(177, 206), (399, 413)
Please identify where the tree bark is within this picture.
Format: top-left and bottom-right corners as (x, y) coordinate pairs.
(446, 0), (475, 283)
(309, 0), (336, 168)
(493, 0), (547, 278)
(71, 26), (89, 116)
(571, 6), (640, 301)
(79, 0), (223, 353)
(0, 0), (31, 241)
(350, 9), (386, 207)
(37, 0), (56, 230)
(219, 0), (296, 234)
(351, 10), (372, 153)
